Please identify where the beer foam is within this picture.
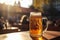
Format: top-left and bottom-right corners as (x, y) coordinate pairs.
(30, 12), (41, 16)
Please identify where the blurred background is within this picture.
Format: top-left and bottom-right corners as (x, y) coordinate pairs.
(0, 0), (60, 34)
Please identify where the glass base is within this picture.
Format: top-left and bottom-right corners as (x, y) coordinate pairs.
(30, 36), (47, 40)
(30, 34), (42, 38)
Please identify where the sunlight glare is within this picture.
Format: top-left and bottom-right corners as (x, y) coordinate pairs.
(20, 0), (33, 8)
(5, 32), (32, 40)
(0, 0), (14, 6)
(5, 33), (23, 40)
(0, 0), (33, 8)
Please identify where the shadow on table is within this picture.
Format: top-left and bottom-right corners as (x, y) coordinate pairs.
(0, 29), (19, 34)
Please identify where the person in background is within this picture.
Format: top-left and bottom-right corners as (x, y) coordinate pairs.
(0, 17), (5, 30)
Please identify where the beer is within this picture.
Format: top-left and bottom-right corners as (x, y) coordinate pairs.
(29, 12), (43, 37)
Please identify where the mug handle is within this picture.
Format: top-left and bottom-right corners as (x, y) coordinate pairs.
(42, 17), (49, 34)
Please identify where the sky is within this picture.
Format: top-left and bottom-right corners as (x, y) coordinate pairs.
(0, 0), (33, 8)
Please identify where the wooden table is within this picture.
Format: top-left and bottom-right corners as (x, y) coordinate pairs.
(0, 31), (60, 40)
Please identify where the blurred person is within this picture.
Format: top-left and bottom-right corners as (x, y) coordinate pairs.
(4, 20), (8, 29)
(55, 19), (60, 27)
(0, 19), (3, 30)
(0, 17), (5, 30)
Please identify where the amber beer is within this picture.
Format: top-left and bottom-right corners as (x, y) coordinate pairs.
(29, 12), (43, 37)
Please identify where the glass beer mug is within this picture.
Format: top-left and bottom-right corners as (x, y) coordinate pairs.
(29, 12), (48, 37)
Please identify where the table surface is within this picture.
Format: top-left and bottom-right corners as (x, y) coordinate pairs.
(0, 31), (60, 40)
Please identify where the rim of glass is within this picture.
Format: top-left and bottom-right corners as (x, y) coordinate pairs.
(30, 12), (42, 16)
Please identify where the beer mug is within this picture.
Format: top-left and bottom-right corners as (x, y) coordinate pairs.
(29, 12), (48, 37)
